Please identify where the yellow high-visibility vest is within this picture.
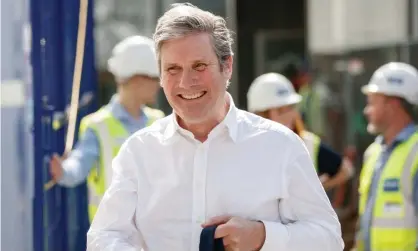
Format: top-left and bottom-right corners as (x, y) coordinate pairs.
(301, 131), (321, 172)
(79, 106), (165, 222)
(357, 132), (418, 251)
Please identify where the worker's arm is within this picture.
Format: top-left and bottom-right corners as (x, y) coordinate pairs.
(57, 128), (100, 187)
(87, 139), (141, 251)
(317, 143), (354, 190)
(260, 135), (344, 251)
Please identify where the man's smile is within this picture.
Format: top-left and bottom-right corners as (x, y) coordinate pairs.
(178, 91), (207, 100)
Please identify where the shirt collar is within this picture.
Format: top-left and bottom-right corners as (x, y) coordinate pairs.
(163, 92), (238, 142)
(107, 94), (147, 123)
(376, 123), (417, 146)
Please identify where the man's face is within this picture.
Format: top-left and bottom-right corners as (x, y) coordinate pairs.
(268, 105), (298, 129)
(159, 33), (232, 124)
(363, 93), (392, 134)
(125, 75), (160, 104)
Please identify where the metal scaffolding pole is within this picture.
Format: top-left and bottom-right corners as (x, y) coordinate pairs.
(400, 0), (413, 63)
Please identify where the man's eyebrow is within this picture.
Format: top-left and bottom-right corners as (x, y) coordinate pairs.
(192, 59), (218, 65)
(163, 63), (179, 68)
(163, 59), (212, 67)
(192, 58), (209, 63)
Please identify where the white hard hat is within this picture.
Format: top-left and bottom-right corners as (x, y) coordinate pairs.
(362, 62), (418, 105)
(107, 35), (159, 81)
(247, 72), (302, 112)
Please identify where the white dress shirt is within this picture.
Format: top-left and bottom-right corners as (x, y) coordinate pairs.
(87, 94), (344, 251)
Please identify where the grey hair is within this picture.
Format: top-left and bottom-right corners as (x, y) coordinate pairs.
(153, 3), (234, 71)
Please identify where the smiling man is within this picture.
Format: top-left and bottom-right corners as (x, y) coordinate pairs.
(86, 3), (344, 251)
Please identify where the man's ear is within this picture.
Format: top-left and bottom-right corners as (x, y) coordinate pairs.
(223, 56), (233, 79)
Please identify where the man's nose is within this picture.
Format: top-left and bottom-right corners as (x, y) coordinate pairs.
(179, 69), (198, 88)
(363, 106), (369, 116)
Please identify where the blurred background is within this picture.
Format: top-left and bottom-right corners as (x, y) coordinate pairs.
(1, 0), (418, 250)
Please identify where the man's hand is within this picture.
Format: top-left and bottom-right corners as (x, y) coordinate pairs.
(49, 153), (64, 181)
(202, 215), (266, 251)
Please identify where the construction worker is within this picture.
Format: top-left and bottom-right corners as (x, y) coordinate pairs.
(247, 72), (353, 190)
(356, 62), (418, 251)
(282, 60), (327, 139)
(49, 35), (165, 222)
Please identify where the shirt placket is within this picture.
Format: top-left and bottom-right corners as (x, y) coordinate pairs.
(191, 142), (209, 250)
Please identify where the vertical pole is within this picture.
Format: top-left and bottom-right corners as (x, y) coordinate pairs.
(413, 0), (418, 40)
(144, 0), (157, 37)
(61, 1), (97, 250)
(343, 60), (355, 146)
(156, 0), (176, 114)
(401, 0), (412, 63)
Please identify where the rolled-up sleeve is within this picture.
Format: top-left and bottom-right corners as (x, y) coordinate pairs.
(87, 139), (142, 251)
(58, 128), (100, 187)
(260, 133), (344, 251)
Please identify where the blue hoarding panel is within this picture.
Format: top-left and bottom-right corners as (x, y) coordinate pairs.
(31, 0), (67, 250)
(31, 0), (97, 250)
